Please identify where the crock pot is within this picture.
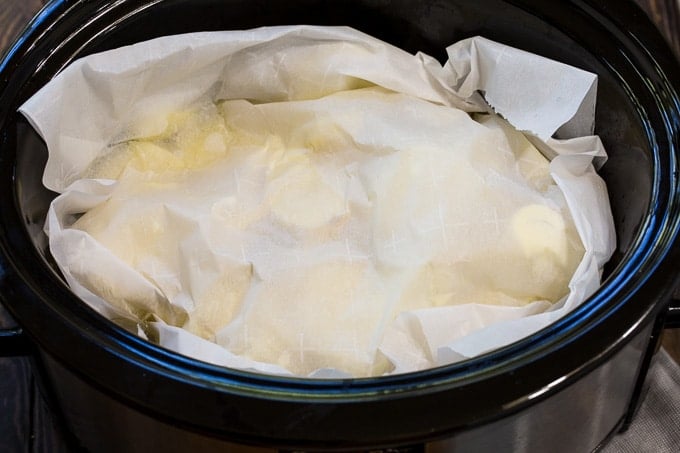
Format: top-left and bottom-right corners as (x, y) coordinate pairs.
(1, 0), (679, 452)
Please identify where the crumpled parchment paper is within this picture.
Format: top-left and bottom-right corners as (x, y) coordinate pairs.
(19, 26), (616, 378)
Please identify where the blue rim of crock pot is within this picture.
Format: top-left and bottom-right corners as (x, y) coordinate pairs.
(0, 0), (678, 406)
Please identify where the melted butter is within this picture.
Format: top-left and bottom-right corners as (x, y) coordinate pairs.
(85, 103), (239, 178)
(511, 204), (569, 265)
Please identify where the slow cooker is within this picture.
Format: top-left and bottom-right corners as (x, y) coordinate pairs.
(1, 0), (679, 452)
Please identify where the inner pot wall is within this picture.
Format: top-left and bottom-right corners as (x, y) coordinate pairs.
(1, 0), (679, 451)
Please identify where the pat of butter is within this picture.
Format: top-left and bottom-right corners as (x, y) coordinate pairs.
(511, 204), (568, 265)
(267, 156), (348, 229)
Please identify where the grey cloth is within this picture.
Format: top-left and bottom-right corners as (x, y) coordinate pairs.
(602, 348), (680, 452)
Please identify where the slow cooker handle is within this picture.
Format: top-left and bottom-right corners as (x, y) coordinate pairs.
(665, 291), (680, 328)
(0, 326), (32, 356)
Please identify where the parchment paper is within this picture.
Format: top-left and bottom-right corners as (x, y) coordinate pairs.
(19, 26), (616, 377)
